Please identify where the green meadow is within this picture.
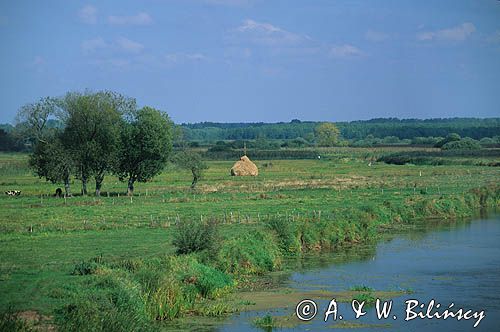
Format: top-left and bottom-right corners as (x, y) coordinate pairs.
(0, 149), (498, 330)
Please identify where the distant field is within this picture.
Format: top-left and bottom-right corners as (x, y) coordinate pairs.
(0, 149), (497, 234)
(0, 148), (498, 327)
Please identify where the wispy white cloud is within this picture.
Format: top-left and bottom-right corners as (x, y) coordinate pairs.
(228, 19), (364, 62)
(108, 12), (152, 26)
(81, 37), (144, 55)
(78, 5), (98, 24)
(164, 53), (208, 64)
(417, 22), (475, 42)
(486, 30), (500, 43)
(116, 37), (144, 53)
(329, 44), (364, 58)
(234, 19), (310, 47)
(81, 37), (107, 54)
(365, 30), (389, 42)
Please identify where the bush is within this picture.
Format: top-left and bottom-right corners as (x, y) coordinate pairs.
(172, 219), (219, 254)
(266, 217), (301, 254)
(216, 231), (282, 275)
(72, 255), (105, 275)
(442, 138), (481, 150)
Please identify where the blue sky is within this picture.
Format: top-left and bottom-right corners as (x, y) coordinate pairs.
(1, 0), (499, 124)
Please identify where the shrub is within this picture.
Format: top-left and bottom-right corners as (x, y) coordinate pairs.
(266, 217), (301, 254)
(172, 219), (219, 254)
(434, 133), (461, 148)
(216, 231), (282, 275)
(72, 255), (105, 275)
(442, 138), (481, 150)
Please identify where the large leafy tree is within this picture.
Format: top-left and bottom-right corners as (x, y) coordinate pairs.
(172, 150), (208, 189)
(315, 122), (340, 147)
(116, 106), (173, 196)
(59, 91), (135, 196)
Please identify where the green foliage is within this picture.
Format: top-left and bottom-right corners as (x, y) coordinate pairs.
(29, 138), (73, 195)
(171, 150), (208, 189)
(0, 129), (24, 152)
(60, 91), (134, 195)
(0, 310), (33, 332)
(181, 118), (500, 141)
(116, 106), (173, 195)
(315, 122), (340, 147)
(172, 219), (219, 255)
(266, 218), (301, 254)
(378, 149), (499, 166)
(56, 272), (151, 332)
(72, 255), (105, 275)
(216, 231), (282, 275)
(353, 292), (376, 305)
(253, 314), (275, 331)
(350, 285), (374, 292)
(435, 133), (461, 148)
(442, 137), (481, 150)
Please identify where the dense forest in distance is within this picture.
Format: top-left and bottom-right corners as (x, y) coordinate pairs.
(181, 117), (500, 141)
(1, 117), (499, 152)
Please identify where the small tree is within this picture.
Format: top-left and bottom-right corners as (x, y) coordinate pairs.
(15, 97), (59, 144)
(17, 97), (74, 195)
(172, 150), (208, 189)
(29, 138), (74, 197)
(116, 106), (173, 196)
(315, 122), (340, 147)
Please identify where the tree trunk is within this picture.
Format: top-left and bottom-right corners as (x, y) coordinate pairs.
(95, 175), (104, 197)
(81, 176), (88, 196)
(191, 169), (198, 189)
(127, 177), (135, 196)
(64, 176), (71, 197)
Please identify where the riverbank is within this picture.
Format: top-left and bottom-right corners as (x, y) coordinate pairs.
(2, 184), (497, 331)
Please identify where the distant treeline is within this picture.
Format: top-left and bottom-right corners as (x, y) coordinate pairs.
(181, 118), (500, 141)
(2, 117), (500, 152)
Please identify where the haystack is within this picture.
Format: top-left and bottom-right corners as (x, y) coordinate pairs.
(230, 155), (258, 176)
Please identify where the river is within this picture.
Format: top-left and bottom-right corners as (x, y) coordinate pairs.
(220, 214), (500, 331)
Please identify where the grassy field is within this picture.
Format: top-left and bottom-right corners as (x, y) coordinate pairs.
(0, 149), (498, 330)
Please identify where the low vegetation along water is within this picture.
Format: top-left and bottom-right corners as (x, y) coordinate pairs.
(222, 214), (500, 331)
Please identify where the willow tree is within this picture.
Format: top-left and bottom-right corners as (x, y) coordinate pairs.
(116, 106), (173, 196)
(60, 91), (135, 196)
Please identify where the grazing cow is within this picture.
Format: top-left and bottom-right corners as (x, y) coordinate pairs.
(55, 188), (63, 198)
(5, 190), (21, 196)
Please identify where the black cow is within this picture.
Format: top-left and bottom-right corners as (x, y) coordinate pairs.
(55, 188), (63, 198)
(5, 190), (21, 196)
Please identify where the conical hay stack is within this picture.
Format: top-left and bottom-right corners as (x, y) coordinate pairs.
(230, 155), (258, 176)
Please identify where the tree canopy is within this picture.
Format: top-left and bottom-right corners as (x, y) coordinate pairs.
(116, 106), (173, 195)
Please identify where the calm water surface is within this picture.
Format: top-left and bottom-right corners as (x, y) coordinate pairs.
(221, 215), (500, 331)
